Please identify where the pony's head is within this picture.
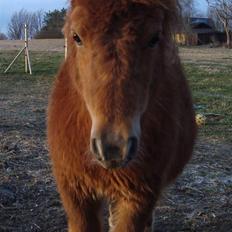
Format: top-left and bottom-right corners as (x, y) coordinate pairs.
(65, 0), (178, 169)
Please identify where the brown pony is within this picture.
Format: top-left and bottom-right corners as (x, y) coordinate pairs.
(47, 0), (197, 231)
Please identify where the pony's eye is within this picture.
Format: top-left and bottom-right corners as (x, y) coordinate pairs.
(148, 33), (160, 48)
(73, 33), (83, 46)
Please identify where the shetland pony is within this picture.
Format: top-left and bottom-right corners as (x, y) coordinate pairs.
(47, 0), (197, 231)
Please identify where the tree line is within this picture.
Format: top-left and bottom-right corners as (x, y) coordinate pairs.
(0, 8), (66, 40)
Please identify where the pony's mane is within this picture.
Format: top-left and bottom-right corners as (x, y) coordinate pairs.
(71, 0), (178, 8)
(69, 0), (180, 34)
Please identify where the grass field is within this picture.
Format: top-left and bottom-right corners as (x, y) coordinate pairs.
(0, 47), (232, 231)
(181, 48), (232, 142)
(1, 48), (232, 142)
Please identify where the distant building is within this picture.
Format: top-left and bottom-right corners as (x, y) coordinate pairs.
(175, 17), (227, 46)
(191, 18), (215, 44)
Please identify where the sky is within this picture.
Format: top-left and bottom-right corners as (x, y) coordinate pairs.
(195, 0), (208, 15)
(0, 0), (68, 33)
(0, 0), (208, 35)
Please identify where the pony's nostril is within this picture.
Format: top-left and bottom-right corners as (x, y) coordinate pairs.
(91, 137), (122, 163)
(127, 137), (138, 159)
(91, 138), (98, 155)
(105, 145), (120, 161)
(91, 138), (104, 160)
(91, 136), (137, 166)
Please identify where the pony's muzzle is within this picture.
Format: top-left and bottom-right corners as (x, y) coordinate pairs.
(90, 136), (138, 169)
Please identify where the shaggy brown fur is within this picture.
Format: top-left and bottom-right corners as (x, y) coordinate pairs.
(47, 0), (197, 231)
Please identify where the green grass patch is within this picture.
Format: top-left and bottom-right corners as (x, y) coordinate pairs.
(0, 50), (63, 77)
(0, 51), (63, 95)
(184, 63), (232, 142)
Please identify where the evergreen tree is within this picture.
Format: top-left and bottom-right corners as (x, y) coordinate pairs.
(36, 8), (66, 39)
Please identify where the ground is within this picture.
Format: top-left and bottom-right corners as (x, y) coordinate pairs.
(0, 40), (232, 232)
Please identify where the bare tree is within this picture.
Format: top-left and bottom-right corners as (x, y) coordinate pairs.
(8, 9), (25, 39)
(180, 0), (195, 17)
(207, 0), (232, 47)
(179, 0), (196, 33)
(30, 10), (44, 37)
(8, 9), (44, 39)
(208, 7), (224, 31)
(0, 32), (7, 40)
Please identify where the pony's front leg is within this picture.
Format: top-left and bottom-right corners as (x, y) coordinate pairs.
(67, 201), (103, 232)
(59, 187), (103, 232)
(109, 198), (154, 232)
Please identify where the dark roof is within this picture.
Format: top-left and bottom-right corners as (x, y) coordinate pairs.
(190, 18), (215, 29)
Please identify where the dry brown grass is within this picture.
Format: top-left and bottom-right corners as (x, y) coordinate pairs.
(0, 39), (65, 52)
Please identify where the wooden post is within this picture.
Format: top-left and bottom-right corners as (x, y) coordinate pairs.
(4, 23), (32, 75)
(25, 24), (28, 73)
(4, 47), (25, 73)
